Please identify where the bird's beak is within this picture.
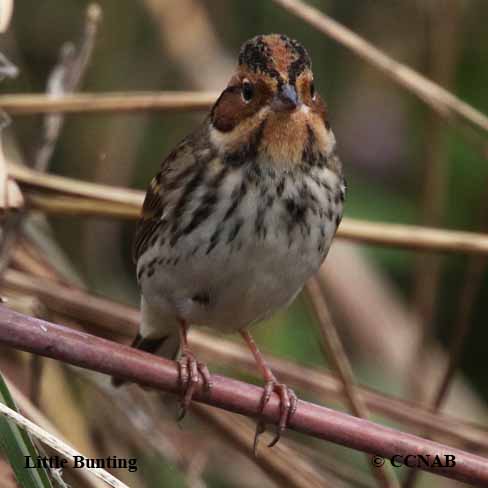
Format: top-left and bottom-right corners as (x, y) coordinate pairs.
(272, 84), (300, 112)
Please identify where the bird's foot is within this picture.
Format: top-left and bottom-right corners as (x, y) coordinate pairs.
(253, 380), (298, 454)
(177, 350), (212, 421)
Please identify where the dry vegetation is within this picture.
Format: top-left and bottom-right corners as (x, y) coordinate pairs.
(0, 1), (487, 488)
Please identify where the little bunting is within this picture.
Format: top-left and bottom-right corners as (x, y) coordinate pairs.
(113, 34), (346, 451)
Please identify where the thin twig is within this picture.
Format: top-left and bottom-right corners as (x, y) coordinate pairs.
(0, 402), (129, 488)
(405, 6), (464, 486)
(9, 162), (142, 207)
(7, 162), (488, 256)
(306, 277), (399, 488)
(1, 306), (488, 486)
(270, 0), (488, 135)
(409, 0), (464, 403)
(305, 278), (368, 418)
(0, 92), (218, 114)
(34, 3), (102, 172)
(338, 218), (488, 255)
(432, 257), (487, 410)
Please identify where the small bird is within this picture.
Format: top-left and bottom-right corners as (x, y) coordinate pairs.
(113, 34), (345, 450)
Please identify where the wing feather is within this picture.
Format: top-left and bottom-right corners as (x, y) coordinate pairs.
(132, 125), (212, 263)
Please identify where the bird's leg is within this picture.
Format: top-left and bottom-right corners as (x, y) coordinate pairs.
(240, 329), (298, 453)
(177, 319), (212, 420)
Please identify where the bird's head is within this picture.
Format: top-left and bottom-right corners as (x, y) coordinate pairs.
(210, 34), (335, 168)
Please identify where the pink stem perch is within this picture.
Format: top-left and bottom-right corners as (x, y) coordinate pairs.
(0, 305), (487, 486)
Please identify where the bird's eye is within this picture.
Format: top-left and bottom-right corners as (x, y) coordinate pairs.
(241, 80), (254, 102)
(310, 81), (316, 100)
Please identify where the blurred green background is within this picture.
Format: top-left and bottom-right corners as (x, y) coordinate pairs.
(1, 1), (488, 487)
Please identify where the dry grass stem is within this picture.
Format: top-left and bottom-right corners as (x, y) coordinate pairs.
(339, 218), (488, 255)
(305, 278), (368, 418)
(405, 8), (464, 486)
(0, 402), (129, 488)
(0, 92), (219, 114)
(34, 3), (101, 171)
(8, 162), (488, 256)
(0, 59), (22, 211)
(305, 277), (399, 488)
(433, 256), (487, 411)
(409, 0), (464, 404)
(424, 188), (488, 414)
(8, 163), (142, 207)
(0, 143), (23, 211)
(143, 0), (234, 90)
(0, 4), (100, 279)
(0, 0), (14, 33)
(271, 0), (488, 135)
(5, 376), (109, 488)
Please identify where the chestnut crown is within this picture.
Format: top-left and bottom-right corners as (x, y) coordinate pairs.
(211, 34), (325, 133)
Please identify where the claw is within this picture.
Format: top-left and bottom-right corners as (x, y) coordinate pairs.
(197, 362), (213, 391)
(253, 421), (266, 456)
(254, 380), (297, 453)
(268, 384), (297, 447)
(239, 330), (298, 454)
(177, 351), (212, 421)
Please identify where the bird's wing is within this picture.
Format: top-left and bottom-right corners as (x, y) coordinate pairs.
(132, 126), (210, 263)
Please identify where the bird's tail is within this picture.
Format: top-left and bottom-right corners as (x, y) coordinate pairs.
(112, 298), (180, 387)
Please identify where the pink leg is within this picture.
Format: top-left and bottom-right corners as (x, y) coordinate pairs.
(240, 330), (298, 454)
(177, 320), (212, 420)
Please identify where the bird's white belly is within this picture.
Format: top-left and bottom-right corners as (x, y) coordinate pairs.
(139, 165), (343, 332)
(142, 234), (321, 331)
